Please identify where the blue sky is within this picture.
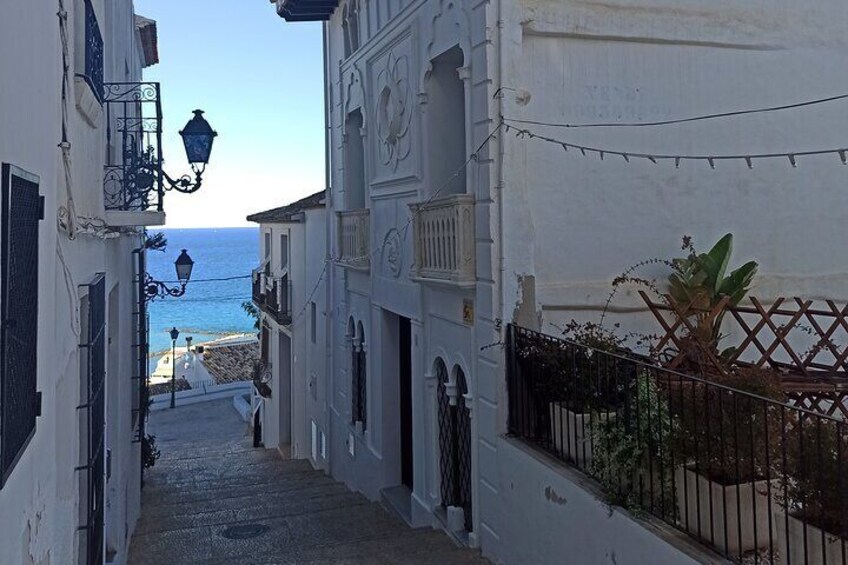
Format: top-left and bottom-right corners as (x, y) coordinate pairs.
(136, 0), (325, 227)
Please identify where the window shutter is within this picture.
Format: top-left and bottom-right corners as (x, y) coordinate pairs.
(0, 164), (43, 488)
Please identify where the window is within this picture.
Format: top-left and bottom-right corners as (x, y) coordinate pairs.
(310, 302), (317, 344)
(78, 274), (106, 565)
(0, 164), (43, 489)
(344, 109), (366, 210)
(427, 47), (466, 196)
(280, 234), (288, 271)
(77, 0), (104, 103)
(263, 232), (271, 276)
(350, 321), (366, 430)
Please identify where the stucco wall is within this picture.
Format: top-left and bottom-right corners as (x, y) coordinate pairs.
(500, 0), (848, 337)
(492, 439), (708, 565)
(0, 1), (147, 563)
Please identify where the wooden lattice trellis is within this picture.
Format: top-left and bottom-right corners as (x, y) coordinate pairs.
(639, 291), (848, 418)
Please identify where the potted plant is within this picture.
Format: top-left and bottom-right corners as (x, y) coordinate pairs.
(592, 370), (677, 516)
(672, 365), (783, 556)
(775, 416), (848, 564)
(538, 322), (632, 468)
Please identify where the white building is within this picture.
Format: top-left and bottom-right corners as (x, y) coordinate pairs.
(247, 191), (329, 470)
(0, 2), (190, 564)
(269, 1), (848, 563)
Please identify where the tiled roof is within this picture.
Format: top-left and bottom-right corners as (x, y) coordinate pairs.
(274, 0), (340, 22)
(246, 190), (326, 224)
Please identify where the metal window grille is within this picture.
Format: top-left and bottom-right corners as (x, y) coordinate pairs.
(351, 342), (367, 430)
(79, 274), (106, 565)
(82, 0), (103, 103)
(455, 369), (473, 531)
(0, 164), (43, 488)
(131, 248), (149, 443)
(436, 360), (473, 531)
(437, 360), (454, 507)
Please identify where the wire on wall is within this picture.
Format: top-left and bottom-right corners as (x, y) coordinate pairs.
(504, 92), (848, 129)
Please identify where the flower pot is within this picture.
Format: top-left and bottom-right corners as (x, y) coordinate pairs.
(549, 404), (614, 469)
(776, 512), (846, 565)
(675, 467), (778, 555)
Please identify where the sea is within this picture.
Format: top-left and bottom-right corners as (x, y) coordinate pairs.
(147, 227), (259, 359)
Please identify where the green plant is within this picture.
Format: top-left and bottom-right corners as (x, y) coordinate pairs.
(592, 372), (677, 513)
(781, 416), (848, 538)
(141, 434), (160, 470)
(242, 300), (260, 330)
(143, 231), (168, 252)
(520, 322), (630, 412)
(673, 365), (783, 485)
(667, 233), (758, 352)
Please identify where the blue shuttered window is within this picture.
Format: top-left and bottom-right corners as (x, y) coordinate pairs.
(0, 164), (44, 488)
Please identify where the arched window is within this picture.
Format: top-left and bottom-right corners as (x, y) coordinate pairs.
(351, 320), (367, 430)
(436, 360), (473, 532)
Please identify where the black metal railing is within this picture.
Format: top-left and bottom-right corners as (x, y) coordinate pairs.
(78, 274), (106, 565)
(506, 324), (848, 564)
(102, 82), (163, 211)
(252, 271), (292, 326)
(81, 0), (104, 103)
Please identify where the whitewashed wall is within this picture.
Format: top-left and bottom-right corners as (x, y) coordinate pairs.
(0, 1), (147, 563)
(499, 0), (848, 338)
(257, 207), (328, 468)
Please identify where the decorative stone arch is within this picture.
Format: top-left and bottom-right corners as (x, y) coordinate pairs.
(419, 0), (472, 93)
(344, 65), (365, 116)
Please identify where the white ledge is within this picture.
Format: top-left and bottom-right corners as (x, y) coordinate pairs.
(74, 77), (102, 128)
(106, 210), (166, 227)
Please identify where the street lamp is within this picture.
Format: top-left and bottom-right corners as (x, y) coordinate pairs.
(169, 327), (180, 409)
(144, 249), (195, 302)
(161, 110), (218, 194)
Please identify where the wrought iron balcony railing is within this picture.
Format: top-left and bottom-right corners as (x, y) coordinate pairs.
(409, 194), (475, 286)
(337, 209), (370, 270)
(102, 82), (164, 214)
(252, 271), (292, 326)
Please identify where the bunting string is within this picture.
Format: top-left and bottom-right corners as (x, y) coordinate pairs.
(503, 121), (848, 169)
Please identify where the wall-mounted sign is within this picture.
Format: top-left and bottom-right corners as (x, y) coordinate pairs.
(463, 299), (474, 325)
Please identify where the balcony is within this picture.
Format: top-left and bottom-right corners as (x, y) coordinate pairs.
(507, 324), (848, 563)
(337, 209), (370, 270)
(102, 82), (166, 226)
(409, 194), (475, 287)
(252, 270), (292, 326)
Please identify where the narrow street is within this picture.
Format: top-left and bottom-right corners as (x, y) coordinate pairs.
(128, 399), (488, 564)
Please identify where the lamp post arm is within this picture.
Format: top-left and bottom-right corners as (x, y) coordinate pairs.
(160, 164), (205, 194)
(143, 273), (188, 302)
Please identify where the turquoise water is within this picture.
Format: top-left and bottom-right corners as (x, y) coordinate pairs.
(147, 227), (259, 356)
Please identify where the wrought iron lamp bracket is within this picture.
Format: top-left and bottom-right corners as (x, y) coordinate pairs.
(143, 273), (187, 302)
(161, 163), (205, 194)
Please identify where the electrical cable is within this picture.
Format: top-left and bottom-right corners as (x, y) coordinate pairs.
(504, 92), (848, 129)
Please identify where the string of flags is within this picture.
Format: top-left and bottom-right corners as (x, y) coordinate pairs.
(503, 121), (848, 169)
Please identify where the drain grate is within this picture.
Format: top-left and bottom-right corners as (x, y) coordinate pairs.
(221, 524), (270, 540)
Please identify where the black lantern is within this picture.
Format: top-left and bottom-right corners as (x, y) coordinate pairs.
(174, 249), (194, 284)
(169, 327), (180, 342)
(179, 110), (217, 165)
(143, 249), (195, 302)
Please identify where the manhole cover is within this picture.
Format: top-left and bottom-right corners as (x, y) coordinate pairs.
(221, 524), (270, 540)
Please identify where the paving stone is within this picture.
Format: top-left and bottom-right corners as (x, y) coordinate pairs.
(128, 399), (487, 564)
